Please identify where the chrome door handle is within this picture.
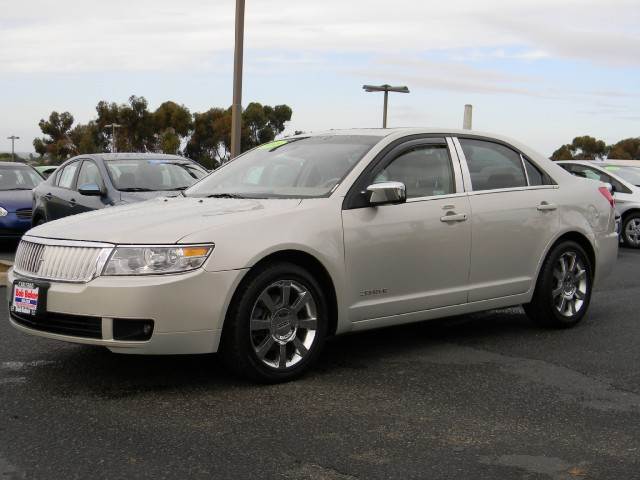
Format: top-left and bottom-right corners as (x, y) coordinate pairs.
(537, 202), (557, 211)
(440, 213), (468, 223)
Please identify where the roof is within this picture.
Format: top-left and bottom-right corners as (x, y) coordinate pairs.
(79, 153), (190, 161)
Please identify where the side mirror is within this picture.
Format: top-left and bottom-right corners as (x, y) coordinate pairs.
(366, 181), (406, 206)
(78, 183), (103, 196)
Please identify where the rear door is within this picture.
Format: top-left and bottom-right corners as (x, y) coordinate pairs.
(46, 160), (81, 220)
(453, 137), (559, 302)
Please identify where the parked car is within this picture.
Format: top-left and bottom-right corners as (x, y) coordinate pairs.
(9, 129), (618, 382)
(32, 153), (208, 225)
(34, 165), (58, 179)
(0, 162), (44, 239)
(557, 160), (640, 248)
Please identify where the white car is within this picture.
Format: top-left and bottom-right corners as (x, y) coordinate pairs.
(557, 160), (640, 248)
(8, 129), (618, 382)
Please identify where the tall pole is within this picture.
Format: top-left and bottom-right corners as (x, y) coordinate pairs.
(463, 104), (473, 130)
(105, 123), (121, 153)
(382, 91), (389, 129)
(230, 0), (245, 160)
(7, 136), (20, 162)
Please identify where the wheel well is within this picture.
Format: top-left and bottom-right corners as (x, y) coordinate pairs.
(237, 250), (339, 337)
(549, 232), (596, 278)
(621, 208), (640, 223)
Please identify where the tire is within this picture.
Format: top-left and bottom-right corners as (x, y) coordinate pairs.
(219, 262), (328, 383)
(524, 241), (593, 329)
(622, 213), (640, 249)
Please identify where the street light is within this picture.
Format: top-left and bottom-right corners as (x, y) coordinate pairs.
(7, 135), (20, 162)
(230, 0), (245, 160)
(105, 123), (122, 153)
(363, 84), (410, 128)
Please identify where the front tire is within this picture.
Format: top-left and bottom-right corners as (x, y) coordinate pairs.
(622, 213), (640, 248)
(220, 262), (328, 383)
(524, 241), (593, 328)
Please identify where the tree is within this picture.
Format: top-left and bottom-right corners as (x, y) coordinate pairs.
(33, 111), (75, 163)
(96, 96), (155, 152)
(608, 138), (640, 160)
(185, 108), (229, 169)
(152, 101), (193, 154)
(550, 135), (608, 161)
(69, 121), (107, 155)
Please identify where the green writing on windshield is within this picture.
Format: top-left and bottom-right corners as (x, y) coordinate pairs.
(258, 140), (288, 150)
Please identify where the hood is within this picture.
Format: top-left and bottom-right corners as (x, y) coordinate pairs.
(27, 196), (302, 244)
(0, 189), (33, 212)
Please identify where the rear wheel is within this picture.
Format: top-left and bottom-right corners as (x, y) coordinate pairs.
(622, 213), (640, 248)
(220, 262), (327, 383)
(524, 241), (593, 328)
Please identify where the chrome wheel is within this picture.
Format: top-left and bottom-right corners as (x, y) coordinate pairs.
(249, 280), (318, 369)
(552, 252), (588, 317)
(624, 218), (640, 247)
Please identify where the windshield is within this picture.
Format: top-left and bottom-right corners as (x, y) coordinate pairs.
(186, 135), (379, 199)
(105, 159), (208, 192)
(0, 165), (43, 190)
(602, 165), (640, 187)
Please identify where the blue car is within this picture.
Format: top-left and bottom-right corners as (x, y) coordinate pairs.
(0, 162), (44, 239)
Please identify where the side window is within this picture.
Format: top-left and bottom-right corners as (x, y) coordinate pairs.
(523, 157), (552, 186)
(459, 139), (527, 190)
(76, 161), (102, 188)
(374, 144), (455, 199)
(57, 162), (80, 189)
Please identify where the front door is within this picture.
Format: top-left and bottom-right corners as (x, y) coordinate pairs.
(342, 138), (471, 323)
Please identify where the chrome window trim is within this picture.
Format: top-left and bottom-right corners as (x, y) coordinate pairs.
(405, 192), (469, 204)
(466, 185), (559, 197)
(520, 153), (531, 186)
(445, 137), (465, 194)
(451, 137), (473, 192)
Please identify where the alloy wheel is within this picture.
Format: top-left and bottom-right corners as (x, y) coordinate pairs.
(249, 280), (318, 369)
(552, 252), (588, 317)
(625, 218), (640, 247)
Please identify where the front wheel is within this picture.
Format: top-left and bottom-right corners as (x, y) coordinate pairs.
(622, 213), (640, 248)
(220, 262), (327, 383)
(524, 241), (593, 328)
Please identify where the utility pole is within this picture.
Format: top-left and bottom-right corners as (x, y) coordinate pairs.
(105, 123), (122, 153)
(230, 0), (245, 160)
(363, 85), (410, 128)
(463, 104), (473, 130)
(7, 136), (19, 161)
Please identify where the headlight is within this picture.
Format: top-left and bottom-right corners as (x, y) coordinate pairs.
(0, 207), (7, 217)
(102, 244), (214, 276)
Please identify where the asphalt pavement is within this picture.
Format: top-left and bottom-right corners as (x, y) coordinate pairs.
(1, 245), (639, 479)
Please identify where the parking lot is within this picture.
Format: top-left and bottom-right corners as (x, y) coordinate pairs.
(0, 243), (638, 479)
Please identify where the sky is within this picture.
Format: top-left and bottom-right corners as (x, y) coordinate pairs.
(0, 0), (639, 156)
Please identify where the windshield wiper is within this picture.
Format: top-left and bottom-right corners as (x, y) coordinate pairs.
(206, 193), (246, 199)
(164, 186), (188, 191)
(119, 187), (156, 192)
(3, 187), (33, 190)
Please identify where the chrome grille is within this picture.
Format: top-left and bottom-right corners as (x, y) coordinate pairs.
(14, 237), (113, 283)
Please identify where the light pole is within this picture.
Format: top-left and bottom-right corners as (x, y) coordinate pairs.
(463, 104), (473, 130)
(230, 0), (245, 160)
(7, 136), (20, 161)
(363, 84), (410, 128)
(105, 123), (122, 153)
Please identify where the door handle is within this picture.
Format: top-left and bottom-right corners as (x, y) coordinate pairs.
(537, 202), (557, 211)
(440, 213), (468, 223)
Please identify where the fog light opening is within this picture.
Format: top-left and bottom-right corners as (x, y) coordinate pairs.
(113, 319), (155, 341)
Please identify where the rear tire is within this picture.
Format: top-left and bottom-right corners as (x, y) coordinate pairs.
(622, 213), (640, 248)
(524, 241), (593, 328)
(219, 262), (328, 383)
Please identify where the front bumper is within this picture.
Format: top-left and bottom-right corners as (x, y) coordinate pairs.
(7, 267), (247, 354)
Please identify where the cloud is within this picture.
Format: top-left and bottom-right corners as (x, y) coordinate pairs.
(1, 0), (638, 73)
